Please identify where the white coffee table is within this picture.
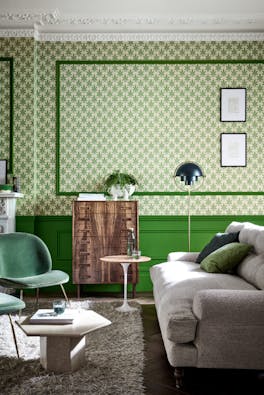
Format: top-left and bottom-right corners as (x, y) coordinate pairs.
(17, 309), (111, 373)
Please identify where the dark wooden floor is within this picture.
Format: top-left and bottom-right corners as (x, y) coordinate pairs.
(142, 304), (264, 395)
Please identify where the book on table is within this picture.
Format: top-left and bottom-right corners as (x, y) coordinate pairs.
(29, 309), (79, 324)
(77, 193), (106, 201)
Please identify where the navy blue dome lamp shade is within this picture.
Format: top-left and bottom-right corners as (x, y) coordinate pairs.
(174, 162), (204, 251)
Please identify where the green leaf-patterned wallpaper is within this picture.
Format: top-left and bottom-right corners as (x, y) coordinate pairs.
(1, 38), (264, 216)
(58, 60), (264, 195)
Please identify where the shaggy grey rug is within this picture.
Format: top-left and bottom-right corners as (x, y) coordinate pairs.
(0, 299), (145, 395)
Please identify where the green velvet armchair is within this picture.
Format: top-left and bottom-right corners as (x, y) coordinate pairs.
(0, 292), (25, 357)
(0, 232), (69, 303)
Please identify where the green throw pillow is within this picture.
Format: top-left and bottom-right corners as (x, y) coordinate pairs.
(200, 242), (252, 273)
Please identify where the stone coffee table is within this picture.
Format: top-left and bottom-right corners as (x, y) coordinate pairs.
(17, 309), (111, 373)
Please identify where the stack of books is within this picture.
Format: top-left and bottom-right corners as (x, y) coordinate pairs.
(29, 309), (79, 325)
(77, 193), (106, 201)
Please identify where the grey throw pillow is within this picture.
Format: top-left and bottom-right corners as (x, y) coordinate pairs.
(196, 232), (240, 264)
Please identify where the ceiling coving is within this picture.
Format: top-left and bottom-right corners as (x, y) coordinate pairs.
(0, 0), (264, 41)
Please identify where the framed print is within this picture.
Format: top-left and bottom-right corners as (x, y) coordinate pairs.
(220, 88), (246, 122)
(0, 159), (7, 184)
(221, 133), (246, 167)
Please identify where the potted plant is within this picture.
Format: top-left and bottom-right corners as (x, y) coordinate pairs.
(103, 170), (138, 200)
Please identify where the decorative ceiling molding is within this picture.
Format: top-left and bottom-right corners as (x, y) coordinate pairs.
(0, 29), (264, 42)
(0, 10), (264, 41)
(50, 14), (264, 27)
(0, 28), (34, 37)
(1, 11), (264, 27)
(0, 10), (59, 26)
(36, 31), (264, 42)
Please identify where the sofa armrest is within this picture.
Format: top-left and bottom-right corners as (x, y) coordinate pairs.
(167, 251), (199, 262)
(193, 289), (264, 324)
(167, 299), (198, 343)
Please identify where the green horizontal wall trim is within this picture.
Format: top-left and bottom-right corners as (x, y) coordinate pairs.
(136, 191), (264, 196)
(57, 60), (264, 65)
(34, 215), (72, 222)
(16, 214), (264, 295)
(56, 59), (264, 196)
(56, 191), (264, 196)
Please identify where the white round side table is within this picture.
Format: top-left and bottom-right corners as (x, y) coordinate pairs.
(100, 255), (151, 312)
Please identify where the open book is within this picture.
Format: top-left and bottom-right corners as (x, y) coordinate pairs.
(29, 309), (79, 324)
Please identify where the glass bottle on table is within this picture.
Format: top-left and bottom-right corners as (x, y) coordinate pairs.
(127, 227), (136, 256)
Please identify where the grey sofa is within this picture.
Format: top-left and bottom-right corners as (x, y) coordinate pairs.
(150, 221), (264, 387)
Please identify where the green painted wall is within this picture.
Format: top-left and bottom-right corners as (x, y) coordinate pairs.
(16, 215), (264, 295)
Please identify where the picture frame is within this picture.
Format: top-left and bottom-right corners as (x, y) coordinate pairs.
(0, 159), (7, 184)
(220, 133), (247, 167)
(220, 88), (246, 122)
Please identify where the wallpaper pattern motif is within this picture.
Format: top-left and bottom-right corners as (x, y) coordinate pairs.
(1, 39), (264, 216)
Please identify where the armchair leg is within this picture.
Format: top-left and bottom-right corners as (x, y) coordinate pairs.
(60, 284), (69, 305)
(35, 288), (39, 308)
(174, 367), (184, 389)
(8, 313), (20, 358)
(19, 289), (24, 318)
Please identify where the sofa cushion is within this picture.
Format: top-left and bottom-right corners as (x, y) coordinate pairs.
(196, 232), (239, 264)
(236, 253), (264, 290)
(200, 242), (252, 273)
(239, 223), (264, 255)
(226, 221), (264, 255)
(225, 221), (249, 234)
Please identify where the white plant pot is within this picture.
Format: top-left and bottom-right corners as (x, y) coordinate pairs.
(124, 184), (135, 199)
(109, 184), (135, 200)
(109, 185), (123, 200)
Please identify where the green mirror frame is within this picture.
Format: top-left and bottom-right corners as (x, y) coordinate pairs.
(0, 57), (13, 174)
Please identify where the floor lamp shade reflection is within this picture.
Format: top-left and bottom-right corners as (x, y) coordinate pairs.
(174, 162), (204, 252)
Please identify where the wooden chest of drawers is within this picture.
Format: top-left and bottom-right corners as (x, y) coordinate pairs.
(72, 200), (139, 297)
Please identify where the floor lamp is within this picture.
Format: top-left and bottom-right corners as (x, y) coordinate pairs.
(174, 162), (204, 252)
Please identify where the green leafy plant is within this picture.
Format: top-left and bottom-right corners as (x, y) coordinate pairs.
(103, 170), (138, 190)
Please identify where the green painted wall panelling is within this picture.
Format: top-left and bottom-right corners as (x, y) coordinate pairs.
(16, 215), (264, 295)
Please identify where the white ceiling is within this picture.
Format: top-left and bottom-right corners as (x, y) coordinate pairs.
(0, 0), (264, 41)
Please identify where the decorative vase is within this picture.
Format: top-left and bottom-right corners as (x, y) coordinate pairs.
(109, 184), (135, 200)
(123, 184), (135, 200)
(109, 185), (123, 200)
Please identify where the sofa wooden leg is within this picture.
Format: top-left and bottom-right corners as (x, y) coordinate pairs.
(174, 367), (184, 388)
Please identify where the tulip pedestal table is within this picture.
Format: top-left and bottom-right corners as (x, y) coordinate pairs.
(100, 255), (151, 312)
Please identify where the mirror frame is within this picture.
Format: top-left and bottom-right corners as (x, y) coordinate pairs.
(0, 57), (13, 174)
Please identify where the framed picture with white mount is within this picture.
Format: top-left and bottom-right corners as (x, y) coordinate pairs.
(220, 88), (246, 122)
(220, 133), (247, 167)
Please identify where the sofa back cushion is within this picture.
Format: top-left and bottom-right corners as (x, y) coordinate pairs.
(226, 222), (264, 289)
(236, 253), (264, 289)
(226, 221), (264, 254)
(200, 242), (252, 273)
(196, 232), (239, 264)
